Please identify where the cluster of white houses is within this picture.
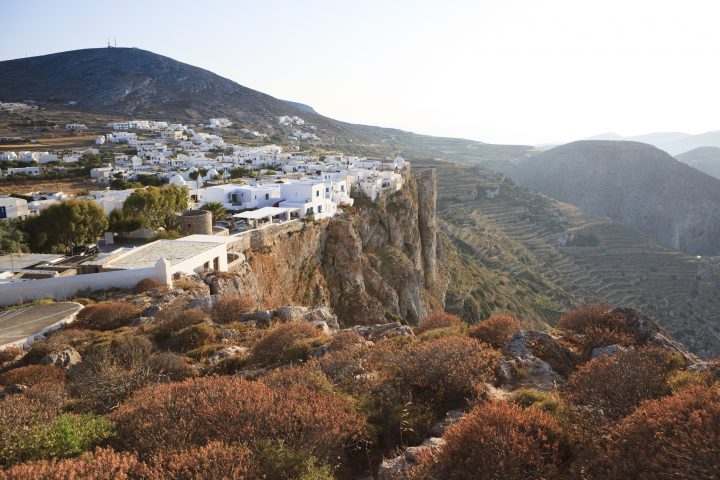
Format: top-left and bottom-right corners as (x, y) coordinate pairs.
(0, 118), (408, 296)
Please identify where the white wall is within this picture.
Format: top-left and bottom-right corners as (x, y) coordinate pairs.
(0, 262), (169, 307)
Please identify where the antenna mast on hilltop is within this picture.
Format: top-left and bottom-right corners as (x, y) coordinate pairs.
(114, 37), (117, 47)
(107, 37), (111, 48)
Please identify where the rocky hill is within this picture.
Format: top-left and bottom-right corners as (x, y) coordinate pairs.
(204, 169), (447, 326)
(507, 140), (720, 255)
(676, 146), (720, 180)
(412, 157), (720, 358)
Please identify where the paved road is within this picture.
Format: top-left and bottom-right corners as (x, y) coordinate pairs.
(0, 302), (82, 349)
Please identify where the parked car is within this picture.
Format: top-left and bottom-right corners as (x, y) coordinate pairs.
(70, 243), (99, 256)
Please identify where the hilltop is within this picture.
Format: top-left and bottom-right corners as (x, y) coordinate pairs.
(676, 146), (720, 180)
(507, 140), (720, 255)
(0, 47), (530, 163)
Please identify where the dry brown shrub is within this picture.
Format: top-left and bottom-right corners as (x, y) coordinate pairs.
(408, 402), (571, 479)
(149, 441), (256, 479)
(111, 376), (366, 463)
(73, 302), (141, 331)
(392, 336), (499, 413)
(0, 447), (151, 480)
(250, 321), (329, 367)
(147, 352), (197, 381)
(557, 304), (637, 354)
(589, 385), (720, 480)
(0, 347), (24, 366)
(153, 308), (211, 345)
(415, 311), (462, 335)
(561, 346), (682, 422)
(260, 361), (334, 393)
(24, 328), (103, 362)
(319, 344), (373, 395)
(0, 365), (65, 387)
(134, 278), (167, 294)
(212, 296), (255, 324)
(68, 335), (154, 413)
(468, 313), (520, 348)
(327, 331), (365, 352)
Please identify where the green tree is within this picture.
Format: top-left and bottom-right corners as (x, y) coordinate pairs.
(0, 220), (29, 254)
(108, 209), (143, 234)
(201, 202), (227, 226)
(23, 199), (108, 253)
(121, 185), (189, 230)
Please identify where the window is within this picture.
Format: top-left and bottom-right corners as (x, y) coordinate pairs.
(265, 193), (269, 200)
(318, 205), (322, 213)
(316, 190), (320, 197)
(306, 207), (313, 214)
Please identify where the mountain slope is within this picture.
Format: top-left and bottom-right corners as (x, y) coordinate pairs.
(508, 141), (720, 255)
(676, 146), (720, 180)
(0, 48), (313, 123)
(413, 158), (720, 357)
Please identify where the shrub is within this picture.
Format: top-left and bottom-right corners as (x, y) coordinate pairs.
(409, 402), (571, 479)
(557, 304), (639, 353)
(254, 441), (334, 480)
(34, 413), (115, 461)
(327, 331), (365, 352)
(0, 447), (151, 479)
(0, 347), (24, 366)
(0, 365), (65, 387)
(134, 278), (166, 294)
(111, 376), (366, 465)
(68, 335), (154, 413)
(206, 355), (249, 376)
(393, 336), (499, 414)
(212, 296), (255, 324)
(147, 352), (196, 381)
(261, 362), (334, 393)
(250, 322), (330, 367)
(150, 441), (257, 479)
(73, 302), (141, 331)
(508, 388), (561, 413)
(561, 347), (682, 421)
(415, 311), (462, 335)
(167, 323), (217, 353)
(153, 308), (210, 344)
(591, 385), (720, 480)
(468, 313), (519, 348)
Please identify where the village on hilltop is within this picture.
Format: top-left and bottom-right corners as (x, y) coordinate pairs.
(0, 113), (408, 305)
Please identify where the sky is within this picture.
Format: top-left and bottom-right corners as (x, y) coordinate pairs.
(2, 0), (720, 145)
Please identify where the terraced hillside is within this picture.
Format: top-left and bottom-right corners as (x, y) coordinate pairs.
(414, 158), (720, 358)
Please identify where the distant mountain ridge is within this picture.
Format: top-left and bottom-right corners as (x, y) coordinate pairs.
(584, 131), (720, 156)
(508, 140), (720, 255)
(676, 146), (720, 180)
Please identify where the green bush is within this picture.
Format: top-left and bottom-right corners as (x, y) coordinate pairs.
(509, 388), (561, 413)
(168, 323), (217, 353)
(38, 413), (115, 460)
(254, 441), (334, 480)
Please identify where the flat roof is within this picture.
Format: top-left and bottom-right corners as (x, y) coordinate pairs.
(0, 254), (66, 271)
(106, 240), (224, 270)
(0, 302), (83, 348)
(180, 234), (238, 245)
(233, 206), (299, 220)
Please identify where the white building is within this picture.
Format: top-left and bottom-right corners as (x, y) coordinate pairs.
(7, 166), (40, 176)
(279, 181), (337, 219)
(66, 123), (87, 130)
(0, 196), (30, 220)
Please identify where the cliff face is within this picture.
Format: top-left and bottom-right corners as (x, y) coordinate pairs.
(209, 169), (446, 326)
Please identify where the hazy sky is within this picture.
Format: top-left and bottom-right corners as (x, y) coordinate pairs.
(2, 0), (720, 145)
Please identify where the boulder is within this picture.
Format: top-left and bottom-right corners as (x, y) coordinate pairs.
(504, 330), (577, 377)
(429, 409), (466, 437)
(308, 320), (330, 334)
(188, 295), (219, 311)
(207, 346), (249, 365)
(40, 348), (81, 369)
(276, 306), (310, 323)
(348, 322), (414, 341)
(302, 306), (340, 330)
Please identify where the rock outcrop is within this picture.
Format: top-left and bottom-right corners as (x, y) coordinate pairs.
(208, 169), (446, 327)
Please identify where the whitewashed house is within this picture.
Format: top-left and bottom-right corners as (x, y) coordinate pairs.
(0, 196), (30, 220)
